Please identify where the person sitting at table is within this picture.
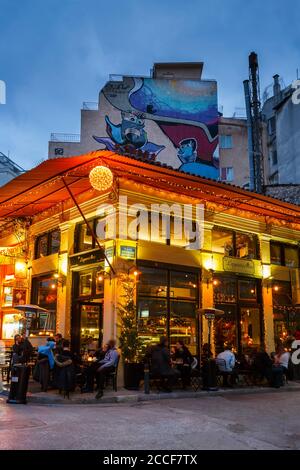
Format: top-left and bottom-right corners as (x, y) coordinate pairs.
(82, 343), (108, 393)
(54, 333), (64, 354)
(201, 343), (212, 363)
(11, 334), (23, 365)
(53, 339), (76, 397)
(20, 332), (34, 363)
(216, 344), (238, 386)
(149, 336), (180, 393)
(173, 340), (193, 388)
(251, 348), (273, 383)
(271, 345), (290, 388)
(95, 340), (119, 399)
(34, 337), (56, 392)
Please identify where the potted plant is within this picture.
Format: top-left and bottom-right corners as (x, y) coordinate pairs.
(118, 274), (144, 390)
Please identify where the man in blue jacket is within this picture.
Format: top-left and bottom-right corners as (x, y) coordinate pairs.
(95, 339), (119, 399)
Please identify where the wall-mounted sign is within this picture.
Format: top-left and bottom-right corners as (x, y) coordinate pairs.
(119, 245), (136, 260)
(69, 249), (104, 268)
(223, 257), (254, 275)
(105, 246), (114, 260)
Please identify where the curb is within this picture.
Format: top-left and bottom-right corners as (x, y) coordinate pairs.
(2, 383), (300, 405)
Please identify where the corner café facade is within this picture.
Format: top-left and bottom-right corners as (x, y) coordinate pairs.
(0, 149), (300, 361)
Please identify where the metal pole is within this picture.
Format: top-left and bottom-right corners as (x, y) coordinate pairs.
(208, 319), (212, 359)
(243, 80), (255, 191)
(62, 177), (116, 275)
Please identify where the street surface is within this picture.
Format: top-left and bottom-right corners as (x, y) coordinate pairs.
(0, 391), (299, 450)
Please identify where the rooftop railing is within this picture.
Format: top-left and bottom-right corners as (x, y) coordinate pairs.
(50, 133), (80, 142)
(82, 101), (98, 110)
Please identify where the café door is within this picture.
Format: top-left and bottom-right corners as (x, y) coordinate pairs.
(79, 302), (103, 352)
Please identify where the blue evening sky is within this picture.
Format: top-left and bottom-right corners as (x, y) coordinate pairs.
(0, 0), (299, 169)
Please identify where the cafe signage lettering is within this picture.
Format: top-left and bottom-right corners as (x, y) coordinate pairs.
(70, 249), (104, 267)
(223, 256), (254, 275)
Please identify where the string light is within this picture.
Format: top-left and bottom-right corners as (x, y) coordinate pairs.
(89, 166), (113, 192)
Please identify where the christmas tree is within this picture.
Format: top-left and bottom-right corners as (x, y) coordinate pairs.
(118, 274), (142, 363)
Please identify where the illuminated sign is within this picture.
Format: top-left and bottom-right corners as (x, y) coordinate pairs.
(119, 245), (136, 260)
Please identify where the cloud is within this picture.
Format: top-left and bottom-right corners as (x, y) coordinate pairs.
(1, 0), (300, 167)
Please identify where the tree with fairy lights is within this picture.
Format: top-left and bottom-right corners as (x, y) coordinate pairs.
(118, 274), (142, 363)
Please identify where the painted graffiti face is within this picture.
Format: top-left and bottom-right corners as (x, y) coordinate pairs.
(121, 111), (147, 148)
(177, 138), (197, 164)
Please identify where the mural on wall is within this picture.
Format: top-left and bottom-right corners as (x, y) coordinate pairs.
(93, 77), (219, 179)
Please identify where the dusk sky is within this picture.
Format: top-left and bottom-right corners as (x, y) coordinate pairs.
(1, 0), (300, 169)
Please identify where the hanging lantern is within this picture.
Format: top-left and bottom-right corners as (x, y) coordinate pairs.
(89, 166), (113, 192)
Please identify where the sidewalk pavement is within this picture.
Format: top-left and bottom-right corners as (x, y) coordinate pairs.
(2, 379), (300, 405)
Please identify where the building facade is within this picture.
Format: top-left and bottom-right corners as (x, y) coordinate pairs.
(262, 75), (300, 203)
(0, 152), (25, 187)
(0, 150), (300, 367)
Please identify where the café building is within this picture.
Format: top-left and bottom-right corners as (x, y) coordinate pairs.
(0, 150), (299, 359)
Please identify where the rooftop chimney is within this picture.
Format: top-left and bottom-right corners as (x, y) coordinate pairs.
(273, 74), (281, 102)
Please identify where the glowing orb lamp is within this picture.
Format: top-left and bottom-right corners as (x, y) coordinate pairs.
(89, 166), (113, 192)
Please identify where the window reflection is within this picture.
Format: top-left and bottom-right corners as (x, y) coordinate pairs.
(212, 227), (258, 259)
(137, 298), (167, 350)
(212, 228), (234, 256)
(79, 273), (92, 296)
(270, 243), (281, 265)
(137, 267), (198, 355)
(214, 306), (238, 354)
(284, 246), (299, 268)
(170, 301), (197, 354)
(138, 267), (168, 297)
(236, 233), (256, 259)
(240, 308), (261, 352)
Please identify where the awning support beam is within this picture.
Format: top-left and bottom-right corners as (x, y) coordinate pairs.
(62, 177), (116, 276)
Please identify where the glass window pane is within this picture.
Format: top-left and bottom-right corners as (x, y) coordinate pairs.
(80, 304), (101, 351)
(240, 307), (262, 353)
(138, 267), (167, 297)
(214, 305), (238, 354)
(170, 271), (197, 299)
(137, 298), (167, 351)
(50, 230), (60, 254)
(77, 224), (93, 252)
(270, 244), (281, 265)
(38, 279), (57, 308)
(284, 246), (299, 268)
(238, 280), (257, 301)
(95, 271), (104, 296)
(212, 228), (234, 256)
(272, 281), (292, 306)
(79, 273), (92, 296)
(213, 277), (237, 303)
(170, 301), (197, 355)
(3, 286), (13, 306)
(236, 233), (257, 259)
(36, 234), (48, 258)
